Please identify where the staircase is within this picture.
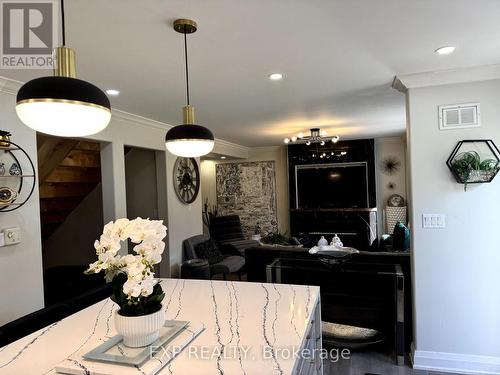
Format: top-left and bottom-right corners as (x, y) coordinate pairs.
(37, 135), (102, 241)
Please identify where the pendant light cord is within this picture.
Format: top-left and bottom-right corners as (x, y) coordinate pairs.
(184, 32), (190, 106)
(61, 0), (66, 45)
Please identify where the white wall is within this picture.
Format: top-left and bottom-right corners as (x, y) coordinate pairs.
(201, 146), (290, 235)
(407, 79), (500, 373)
(375, 136), (407, 234)
(0, 91), (44, 325)
(125, 148), (159, 220)
(166, 155), (202, 277)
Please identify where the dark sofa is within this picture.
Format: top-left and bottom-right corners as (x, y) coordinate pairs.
(183, 234), (245, 278)
(209, 215), (259, 255)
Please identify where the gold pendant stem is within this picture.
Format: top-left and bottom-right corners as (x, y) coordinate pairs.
(183, 105), (195, 124)
(53, 46), (76, 78)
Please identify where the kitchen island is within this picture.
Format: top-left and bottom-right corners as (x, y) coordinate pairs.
(0, 279), (322, 374)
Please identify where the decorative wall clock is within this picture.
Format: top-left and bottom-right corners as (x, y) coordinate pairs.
(173, 157), (200, 204)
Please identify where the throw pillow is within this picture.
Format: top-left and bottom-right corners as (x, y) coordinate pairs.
(195, 239), (224, 264)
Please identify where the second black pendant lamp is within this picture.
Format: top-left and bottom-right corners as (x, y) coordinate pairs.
(165, 19), (215, 157)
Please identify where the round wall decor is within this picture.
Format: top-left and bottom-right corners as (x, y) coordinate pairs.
(381, 156), (401, 175)
(173, 157), (200, 204)
(0, 139), (36, 212)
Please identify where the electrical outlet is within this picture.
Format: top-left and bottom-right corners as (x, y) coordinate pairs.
(3, 227), (21, 245)
(422, 214), (445, 229)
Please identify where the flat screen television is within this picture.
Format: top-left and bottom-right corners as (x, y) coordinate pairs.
(295, 162), (369, 209)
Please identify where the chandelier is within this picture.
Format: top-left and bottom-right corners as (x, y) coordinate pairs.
(284, 128), (339, 146)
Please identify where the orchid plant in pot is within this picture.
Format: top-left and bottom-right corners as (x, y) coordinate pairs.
(85, 218), (167, 347)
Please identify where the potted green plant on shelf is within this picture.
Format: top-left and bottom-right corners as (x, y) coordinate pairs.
(85, 218), (167, 347)
(451, 151), (500, 191)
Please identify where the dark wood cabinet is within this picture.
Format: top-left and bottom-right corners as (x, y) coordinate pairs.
(287, 139), (378, 248)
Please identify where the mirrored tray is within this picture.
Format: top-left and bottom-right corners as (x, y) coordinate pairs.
(84, 320), (188, 366)
(309, 246), (359, 256)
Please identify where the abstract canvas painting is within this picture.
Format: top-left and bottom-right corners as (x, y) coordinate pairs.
(216, 161), (277, 237)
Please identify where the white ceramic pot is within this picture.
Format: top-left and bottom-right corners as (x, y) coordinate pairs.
(114, 307), (165, 347)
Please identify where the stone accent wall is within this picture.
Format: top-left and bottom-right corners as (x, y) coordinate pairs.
(216, 161), (277, 237)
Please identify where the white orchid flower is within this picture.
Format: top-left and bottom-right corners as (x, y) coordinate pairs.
(86, 217), (167, 301)
(123, 279), (142, 298)
(140, 277), (156, 297)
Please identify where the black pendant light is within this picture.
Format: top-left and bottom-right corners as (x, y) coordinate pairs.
(15, 0), (111, 137)
(165, 19), (215, 157)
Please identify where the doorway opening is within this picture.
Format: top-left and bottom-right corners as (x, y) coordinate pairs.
(124, 146), (169, 276)
(37, 134), (105, 306)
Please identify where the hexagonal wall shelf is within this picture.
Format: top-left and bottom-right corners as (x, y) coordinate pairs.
(446, 139), (500, 190)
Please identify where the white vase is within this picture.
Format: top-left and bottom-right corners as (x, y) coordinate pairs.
(317, 236), (328, 248)
(114, 307), (165, 347)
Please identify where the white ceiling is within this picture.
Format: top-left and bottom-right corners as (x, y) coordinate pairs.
(2, 0), (500, 147)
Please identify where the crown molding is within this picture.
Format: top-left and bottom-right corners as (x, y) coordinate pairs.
(107, 110), (249, 154)
(395, 63), (500, 90)
(252, 145), (285, 150)
(213, 137), (249, 153)
(110, 108), (172, 131)
(0, 75), (23, 95)
(0, 75), (248, 152)
(391, 76), (408, 93)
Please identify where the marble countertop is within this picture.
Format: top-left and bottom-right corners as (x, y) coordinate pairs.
(0, 279), (320, 375)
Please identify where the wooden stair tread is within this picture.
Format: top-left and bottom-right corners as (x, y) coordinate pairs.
(41, 210), (73, 224)
(45, 166), (100, 184)
(37, 136), (102, 241)
(60, 150), (101, 168)
(40, 197), (83, 213)
(74, 141), (100, 151)
(39, 182), (97, 199)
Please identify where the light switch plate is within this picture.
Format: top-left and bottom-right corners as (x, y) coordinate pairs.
(3, 227), (21, 245)
(422, 214), (445, 229)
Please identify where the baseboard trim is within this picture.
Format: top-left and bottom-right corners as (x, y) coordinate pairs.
(412, 347), (500, 374)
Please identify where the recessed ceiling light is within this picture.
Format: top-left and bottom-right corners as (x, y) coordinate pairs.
(220, 156), (226, 159)
(106, 89), (120, 96)
(435, 46), (456, 55)
(268, 73), (283, 81)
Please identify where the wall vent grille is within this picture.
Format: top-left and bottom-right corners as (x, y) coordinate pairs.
(439, 103), (480, 130)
